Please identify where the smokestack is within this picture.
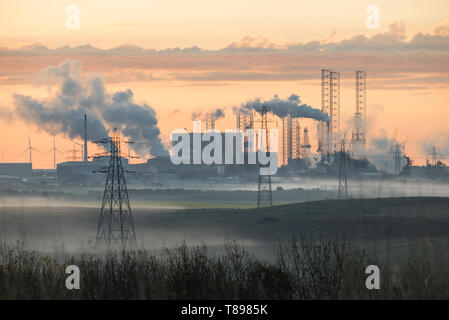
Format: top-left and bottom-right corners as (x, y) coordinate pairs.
(84, 114), (88, 162)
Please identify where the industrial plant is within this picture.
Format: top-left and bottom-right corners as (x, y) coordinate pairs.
(0, 69), (446, 189)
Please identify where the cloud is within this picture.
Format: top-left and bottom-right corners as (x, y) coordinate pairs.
(433, 20), (449, 37)
(388, 20), (407, 40)
(225, 35), (288, 51)
(0, 20), (447, 57)
(321, 30), (337, 44)
(0, 20), (448, 88)
(406, 32), (449, 50)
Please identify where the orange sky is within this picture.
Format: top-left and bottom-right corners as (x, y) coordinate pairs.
(0, 1), (448, 168)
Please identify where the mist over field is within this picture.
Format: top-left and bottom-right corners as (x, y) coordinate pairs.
(1, 177), (449, 268)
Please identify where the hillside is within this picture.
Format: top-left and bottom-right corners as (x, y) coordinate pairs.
(1, 197), (449, 263)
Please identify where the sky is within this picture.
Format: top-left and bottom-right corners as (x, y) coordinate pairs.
(0, 0), (448, 168)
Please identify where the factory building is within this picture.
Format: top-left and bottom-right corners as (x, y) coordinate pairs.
(0, 163), (33, 179)
(168, 130), (263, 180)
(57, 156), (128, 183)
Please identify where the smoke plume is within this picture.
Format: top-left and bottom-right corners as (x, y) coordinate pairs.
(234, 94), (330, 122)
(12, 60), (168, 157)
(353, 137), (408, 174)
(421, 134), (449, 161)
(212, 108), (225, 119)
(191, 108), (225, 121)
(191, 111), (202, 121)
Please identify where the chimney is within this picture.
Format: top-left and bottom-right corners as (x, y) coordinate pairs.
(84, 114), (88, 162)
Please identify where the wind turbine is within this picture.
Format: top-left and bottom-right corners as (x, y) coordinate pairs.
(20, 136), (39, 167)
(46, 138), (62, 169)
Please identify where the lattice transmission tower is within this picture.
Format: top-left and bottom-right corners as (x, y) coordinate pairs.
(256, 106), (275, 207)
(338, 139), (348, 199)
(391, 142), (404, 175)
(352, 71), (367, 153)
(318, 69), (340, 156)
(318, 69), (330, 155)
(427, 146), (441, 167)
(329, 70), (341, 154)
(94, 129), (137, 250)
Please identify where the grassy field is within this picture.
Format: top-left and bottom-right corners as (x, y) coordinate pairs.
(1, 196), (449, 262)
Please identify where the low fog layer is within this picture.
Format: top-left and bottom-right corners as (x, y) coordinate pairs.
(1, 178), (449, 264)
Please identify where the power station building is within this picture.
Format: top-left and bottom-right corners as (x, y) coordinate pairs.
(0, 163), (32, 179)
(57, 157), (128, 183)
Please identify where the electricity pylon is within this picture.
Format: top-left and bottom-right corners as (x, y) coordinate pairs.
(94, 129), (137, 250)
(393, 143), (401, 175)
(389, 140), (406, 175)
(389, 128), (406, 175)
(256, 106), (275, 207)
(338, 139), (348, 199)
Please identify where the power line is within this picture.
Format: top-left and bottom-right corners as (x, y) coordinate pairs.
(94, 129), (137, 250)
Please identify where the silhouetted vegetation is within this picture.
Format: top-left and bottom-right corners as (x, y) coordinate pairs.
(1, 236), (448, 299)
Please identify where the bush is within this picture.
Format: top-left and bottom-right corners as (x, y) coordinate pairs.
(1, 237), (448, 299)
